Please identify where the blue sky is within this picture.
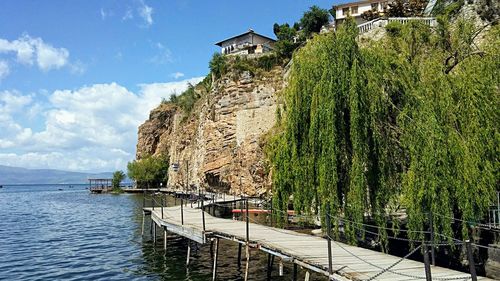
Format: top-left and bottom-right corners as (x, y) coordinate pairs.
(0, 0), (338, 172)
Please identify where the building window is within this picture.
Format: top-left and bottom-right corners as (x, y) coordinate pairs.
(342, 7), (349, 16)
(351, 6), (358, 14)
(371, 3), (379, 11)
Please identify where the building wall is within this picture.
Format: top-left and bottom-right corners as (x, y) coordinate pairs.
(220, 34), (274, 54)
(336, 1), (388, 21)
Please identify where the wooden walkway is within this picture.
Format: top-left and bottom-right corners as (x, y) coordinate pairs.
(143, 203), (493, 281)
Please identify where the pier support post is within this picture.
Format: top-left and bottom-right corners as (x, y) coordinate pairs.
(212, 238), (219, 281)
(266, 253), (273, 280)
(237, 243), (242, 268)
(279, 259), (283, 276)
(186, 242), (191, 266)
(466, 240), (478, 281)
(153, 222), (156, 244)
(293, 263), (298, 281)
(141, 211), (145, 237)
(244, 244), (250, 281)
(304, 270), (310, 281)
(163, 227), (167, 250)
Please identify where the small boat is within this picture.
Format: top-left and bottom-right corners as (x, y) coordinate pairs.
(0, 185), (3, 188)
(58, 188), (63, 191)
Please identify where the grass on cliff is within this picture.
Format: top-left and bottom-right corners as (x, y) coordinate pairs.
(162, 53), (280, 121)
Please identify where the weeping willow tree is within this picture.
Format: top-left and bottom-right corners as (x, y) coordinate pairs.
(395, 20), (500, 242)
(268, 18), (499, 247)
(268, 19), (403, 245)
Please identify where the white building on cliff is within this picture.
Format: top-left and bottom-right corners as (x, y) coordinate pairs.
(335, 0), (390, 24)
(215, 29), (276, 55)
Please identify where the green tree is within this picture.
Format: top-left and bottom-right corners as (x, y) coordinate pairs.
(387, 0), (427, 16)
(299, 5), (330, 37)
(273, 23), (302, 59)
(209, 52), (227, 79)
(127, 155), (169, 188)
(361, 9), (380, 21)
(268, 18), (499, 247)
(112, 170), (126, 191)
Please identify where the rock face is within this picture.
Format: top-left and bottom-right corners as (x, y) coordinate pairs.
(136, 66), (284, 196)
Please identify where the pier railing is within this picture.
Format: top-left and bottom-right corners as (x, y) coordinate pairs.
(141, 189), (496, 281)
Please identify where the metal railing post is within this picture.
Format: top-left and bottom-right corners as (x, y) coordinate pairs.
(161, 195), (164, 219)
(240, 196), (244, 221)
(326, 205), (333, 276)
(429, 212), (435, 265)
(181, 198), (184, 225)
(423, 244), (432, 281)
(270, 197), (273, 227)
(466, 240), (478, 281)
(246, 198), (249, 243)
(142, 190), (145, 207)
(202, 197), (206, 232)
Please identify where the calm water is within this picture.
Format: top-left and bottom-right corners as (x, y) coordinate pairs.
(0, 185), (320, 280)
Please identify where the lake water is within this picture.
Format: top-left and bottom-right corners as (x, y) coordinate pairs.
(0, 185), (319, 280)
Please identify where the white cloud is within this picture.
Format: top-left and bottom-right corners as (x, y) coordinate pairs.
(36, 41), (69, 71)
(0, 90), (34, 148)
(0, 34), (69, 71)
(0, 60), (9, 80)
(122, 8), (133, 21)
(0, 77), (204, 172)
(69, 60), (86, 75)
(100, 8), (107, 20)
(170, 72), (185, 79)
(149, 42), (173, 64)
(138, 0), (153, 27)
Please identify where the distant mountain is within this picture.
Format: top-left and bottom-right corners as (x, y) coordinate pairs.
(0, 165), (113, 185)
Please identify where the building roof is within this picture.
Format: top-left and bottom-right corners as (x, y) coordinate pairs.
(215, 29), (276, 47)
(335, 0), (386, 9)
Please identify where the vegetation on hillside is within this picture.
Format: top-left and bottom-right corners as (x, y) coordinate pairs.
(127, 155), (169, 188)
(111, 170), (126, 192)
(160, 48), (280, 123)
(273, 5), (331, 60)
(267, 18), (499, 248)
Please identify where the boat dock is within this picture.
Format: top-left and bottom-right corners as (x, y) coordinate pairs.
(142, 194), (494, 281)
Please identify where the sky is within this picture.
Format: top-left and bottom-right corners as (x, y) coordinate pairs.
(0, 0), (338, 173)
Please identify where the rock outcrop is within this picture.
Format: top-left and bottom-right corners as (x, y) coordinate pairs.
(136, 65), (284, 196)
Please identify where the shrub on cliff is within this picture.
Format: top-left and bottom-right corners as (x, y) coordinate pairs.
(209, 53), (227, 79)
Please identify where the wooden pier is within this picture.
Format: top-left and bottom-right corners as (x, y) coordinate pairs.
(142, 195), (494, 281)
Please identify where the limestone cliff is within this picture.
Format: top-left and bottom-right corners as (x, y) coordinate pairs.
(136, 64), (284, 196)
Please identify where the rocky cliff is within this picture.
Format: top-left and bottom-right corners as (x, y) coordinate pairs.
(136, 64), (284, 196)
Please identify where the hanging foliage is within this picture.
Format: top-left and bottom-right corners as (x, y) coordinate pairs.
(268, 17), (499, 247)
